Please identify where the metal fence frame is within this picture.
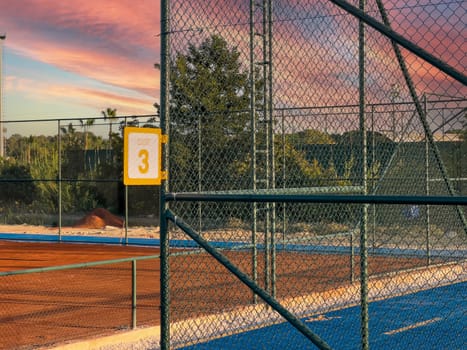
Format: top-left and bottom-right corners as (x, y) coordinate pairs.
(0, 253), (161, 330)
(161, 194), (466, 350)
(0, 114), (160, 242)
(160, 0), (466, 349)
(0, 0), (465, 349)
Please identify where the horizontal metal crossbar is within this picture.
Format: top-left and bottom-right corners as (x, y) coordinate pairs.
(190, 186), (364, 195)
(166, 193), (467, 206)
(0, 253), (160, 277)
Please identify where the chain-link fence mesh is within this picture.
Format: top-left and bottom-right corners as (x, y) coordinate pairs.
(0, 243), (161, 350)
(1, 114), (165, 349)
(162, 0), (466, 349)
(0, 0), (465, 349)
(0, 115), (160, 236)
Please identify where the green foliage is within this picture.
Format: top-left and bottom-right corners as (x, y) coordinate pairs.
(0, 158), (37, 205)
(170, 35), (251, 121)
(167, 34), (370, 198)
(169, 35), (260, 191)
(333, 130), (393, 144)
(102, 108), (118, 149)
(286, 129), (335, 145)
(276, 140), (323, 187)
(0, 112), (157, 221)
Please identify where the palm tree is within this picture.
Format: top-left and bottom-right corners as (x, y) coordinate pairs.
(60, 122), (79, 148)
(101, 108), (117, 149)
(79, 118), (95, 151)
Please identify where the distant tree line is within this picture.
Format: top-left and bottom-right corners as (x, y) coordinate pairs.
(0, 116), (159, 223)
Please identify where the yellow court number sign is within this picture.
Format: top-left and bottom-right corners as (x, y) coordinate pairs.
(124, 127), (167, 185)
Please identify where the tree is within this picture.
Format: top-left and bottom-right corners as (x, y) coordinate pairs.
(102, 108), (117, 149)
(287, 129), (335, 146)
(79, 118), (95, 151)
(60, 122), (81, 149)
(0, 159), (37, 205)
(170, 35), (250, 134)
(169, 34), (261, 191)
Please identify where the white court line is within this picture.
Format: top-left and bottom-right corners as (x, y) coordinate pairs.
(384, 317), (442, 335)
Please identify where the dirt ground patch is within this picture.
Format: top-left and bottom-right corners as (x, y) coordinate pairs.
(72, 208), (124, 229)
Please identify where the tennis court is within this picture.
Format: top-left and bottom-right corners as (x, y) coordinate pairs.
(1, 234), (464, 349)
(179, 282), (466, 350)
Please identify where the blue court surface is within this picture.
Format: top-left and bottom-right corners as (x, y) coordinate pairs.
(180, 282), (466, 350)
(1, 233), (465, 259)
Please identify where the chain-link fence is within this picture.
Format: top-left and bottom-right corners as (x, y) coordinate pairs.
(0, 0), (465, 349)
(160, 0), (466, 349)
(0, 115), (161, 240)
(0, 244), (161, 350)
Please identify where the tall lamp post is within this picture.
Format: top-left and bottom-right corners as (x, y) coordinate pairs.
(0, 33), (5, 158)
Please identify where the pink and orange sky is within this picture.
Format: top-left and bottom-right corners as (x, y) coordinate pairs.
(0, 0), (160, 128)
(0, 0), (464, 137)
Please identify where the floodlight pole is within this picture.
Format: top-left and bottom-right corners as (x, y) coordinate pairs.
(0, 34), (5, 158)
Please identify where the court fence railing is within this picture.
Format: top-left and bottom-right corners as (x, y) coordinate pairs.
(160, 193), (466, 350)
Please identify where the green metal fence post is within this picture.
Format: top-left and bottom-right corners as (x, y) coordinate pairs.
(350, 231), (355, 283)
(262, 0), (271, 296)
(424, 95), (431, 264)
(57, 119), (62, 241)
(370, 104), (376, 250)
(281, 109), (287, 244)
(267, 0), (277, 300)
(160, 0), (171, 348)
(249, 0), (258, 305)
(124, 117), (129, 245)
(359, 1), (369, 348)
(198, 113), (202, 234)
(132, 259), (137, 329)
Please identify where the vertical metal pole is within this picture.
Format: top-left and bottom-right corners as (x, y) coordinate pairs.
(442, 109), (445, 142)
(58, 120), (62, 240)
(198, 114), (202, 233)
(261, 0), (271, 295)
(350, 231), (355, 283)
(160, 0), (171, 348)
(125, 177), (128, 244)
(132, 260), (137, 329)
(359, 1), (369, 349)
(282, 109), (286, 243)
(125, 117), (129, 245)
(267, 0), (276, 299)
(424, 95), (431, 264)
(371, 105), (376, 250)
(249, 0), (258, 304)
(0, 34), (5, 158)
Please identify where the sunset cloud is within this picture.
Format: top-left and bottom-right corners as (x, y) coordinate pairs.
(0, 0), (464, 128)
(1, 0), (159, 119)
(5, 74), (154, 116)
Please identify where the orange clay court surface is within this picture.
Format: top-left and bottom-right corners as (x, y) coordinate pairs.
(0, 239), (437, 349)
